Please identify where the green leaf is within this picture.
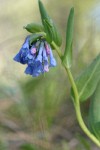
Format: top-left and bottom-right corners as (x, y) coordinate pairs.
(38, 0), (62, 46)
(20, 143), (37, 150)
(62, 7), (74, 68)
(51, 22), (62, 47)
(88, 81), (100, 141)
(77, 134), (91, 150)
(71, 53), (100, 102)
(38, 0), (49, 20)
(24, 23), (44, 33)
(43, 19), (53, 43)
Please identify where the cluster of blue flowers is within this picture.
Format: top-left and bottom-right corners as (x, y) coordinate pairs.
(13, 36), (57, 77)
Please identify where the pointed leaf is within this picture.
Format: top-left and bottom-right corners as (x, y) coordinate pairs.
(71, 53), (100, 102)
(62, 7), (74, 68)
(43, 19), (53, 43)
(38, 0), (49, 20)
(38, 0), (62, 46)
(51, 22), (62, 47)
(88, 81), (100, 141)
(24, 23), (44, 33)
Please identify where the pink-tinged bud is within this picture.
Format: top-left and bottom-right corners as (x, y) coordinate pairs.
(31, 48), (37, 54)
(45, 44), (50, 55)
(44, 65), (49, 72)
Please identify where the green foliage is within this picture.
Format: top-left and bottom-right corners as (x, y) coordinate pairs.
(0, 141), (7, 150)
(77, 134), (91, 150)
(71, 53), (100, 102)
(43, 19), (53, 43)
(62, 7), (74, 68)
(0, 0), (100, 149)
(88, 81), (100, 141)
(24, 23), (44, 33)
(20, 78), (65, 127)
(38, 0), (62, 46)
(20, 143), (38, 150)
(20, 78), (43, 98)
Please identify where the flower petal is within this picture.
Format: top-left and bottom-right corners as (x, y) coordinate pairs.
(44, 65), (49, 72)
(36, 42), (44, 63)
(22, 36), (30, 49)
(14, 37), (30, 64)
(13, 51), (21, 62)
(43, 48), (48, 62)
(13, 50), (27, 64)
(30, 45), (37, 55)
(45, 42), (50, 55)
(25, 65), (33, 75)
(32, 61), (43, 77)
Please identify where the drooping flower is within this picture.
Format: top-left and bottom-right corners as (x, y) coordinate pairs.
(13, 36), (30, 64)
(14, 36), (57, 77)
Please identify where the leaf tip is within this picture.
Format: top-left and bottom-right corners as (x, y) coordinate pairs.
(38, 0), (42, 7)
(71, 7), (74, 12)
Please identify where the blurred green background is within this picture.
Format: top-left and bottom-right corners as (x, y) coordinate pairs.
(0, 0), (100, 149)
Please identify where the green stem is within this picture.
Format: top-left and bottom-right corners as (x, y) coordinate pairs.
(51, 41), (100, 147)
(65, 66), (100, 147)
(51, 41), (63, 58)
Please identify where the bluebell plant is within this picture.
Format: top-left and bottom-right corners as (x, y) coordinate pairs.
(14, 36), (56, 77)
(13, 0), (100, 147)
